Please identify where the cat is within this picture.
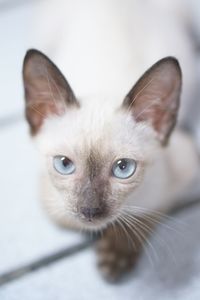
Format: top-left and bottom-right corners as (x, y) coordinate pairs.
(23, 0), (200, 281)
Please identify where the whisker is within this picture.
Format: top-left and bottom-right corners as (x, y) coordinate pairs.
(118, 216), (138, 251)
(121, 214), (158, 263)
(123, 213), (177, 265)
(116, 218), (136, 250)
(124, 211), (184, 239)
(110, 220), (118, 247)
(123, 205), (187, 226)
(119, 215), (156, 266)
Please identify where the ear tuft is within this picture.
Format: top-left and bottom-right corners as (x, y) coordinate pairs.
(123, 57), (182, 145)
(23, 49), (79, 135)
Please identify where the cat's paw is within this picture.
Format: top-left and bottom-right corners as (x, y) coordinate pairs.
(96, 230), (139, 282)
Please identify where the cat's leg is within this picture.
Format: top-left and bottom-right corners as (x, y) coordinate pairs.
(96, 216), (154, 282)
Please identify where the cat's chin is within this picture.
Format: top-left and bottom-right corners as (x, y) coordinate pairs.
(75, 215), (117, 232)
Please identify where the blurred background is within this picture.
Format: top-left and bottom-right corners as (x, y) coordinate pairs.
(0, 0), (200, 299)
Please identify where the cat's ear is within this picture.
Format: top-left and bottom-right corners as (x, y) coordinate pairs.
(23, 49), (79, 134)
(122, 57), (182, 145)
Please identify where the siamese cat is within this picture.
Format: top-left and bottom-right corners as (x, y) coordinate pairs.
(23, 0), (199, 281)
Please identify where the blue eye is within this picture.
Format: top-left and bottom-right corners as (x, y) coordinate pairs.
(112, 158), (137, 179)
(53, 156), (75, 175)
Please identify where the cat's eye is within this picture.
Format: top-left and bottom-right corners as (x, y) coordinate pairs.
(112, 158), (137, 179)
(53, 156), (75, 175)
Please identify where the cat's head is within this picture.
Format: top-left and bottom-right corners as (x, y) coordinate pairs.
(23, 49), (181, 230)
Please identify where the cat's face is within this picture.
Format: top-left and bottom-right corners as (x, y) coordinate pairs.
(23, 50), (181, 230)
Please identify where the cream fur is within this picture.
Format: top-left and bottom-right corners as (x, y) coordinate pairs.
(30, 0), (199, 230)
(34, 102), (199, 230)
(32, 0), (198, 122)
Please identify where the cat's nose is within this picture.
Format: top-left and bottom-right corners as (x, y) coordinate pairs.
(80, 207), (103, 220)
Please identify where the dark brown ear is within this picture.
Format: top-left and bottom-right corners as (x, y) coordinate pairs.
(23, 49), (79, 135)
(123, 57), (182, 145)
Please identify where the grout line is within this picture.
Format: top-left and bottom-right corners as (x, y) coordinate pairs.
(0, 198), (199, 288)
(0, 197), (199, 288)
(0, 238), (97, 287)
(0, 113), (23, 128)
(169, 197), (200, 216)
(0, 0), (44, 13)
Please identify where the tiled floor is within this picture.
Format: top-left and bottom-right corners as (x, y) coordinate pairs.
(1, 1), (200, 299)
(0, 122), (86, 274)
(1, 197), (200, 300)
(0, 0), (84, 274)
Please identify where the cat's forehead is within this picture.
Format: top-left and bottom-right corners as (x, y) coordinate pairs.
(36, 102), (157, 160)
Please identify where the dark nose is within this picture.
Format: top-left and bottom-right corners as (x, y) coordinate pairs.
(80, 207), (103, 220)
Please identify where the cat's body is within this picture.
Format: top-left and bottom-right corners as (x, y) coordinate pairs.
(32, 0), (198, 124)
(24, 0), (199, 280)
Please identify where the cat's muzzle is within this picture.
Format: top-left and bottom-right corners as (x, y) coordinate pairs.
(80, 206), (104, 222)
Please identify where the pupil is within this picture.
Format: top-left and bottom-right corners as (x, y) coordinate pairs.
(118, 160), (127, 170)
(61, 157), (70, 167)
